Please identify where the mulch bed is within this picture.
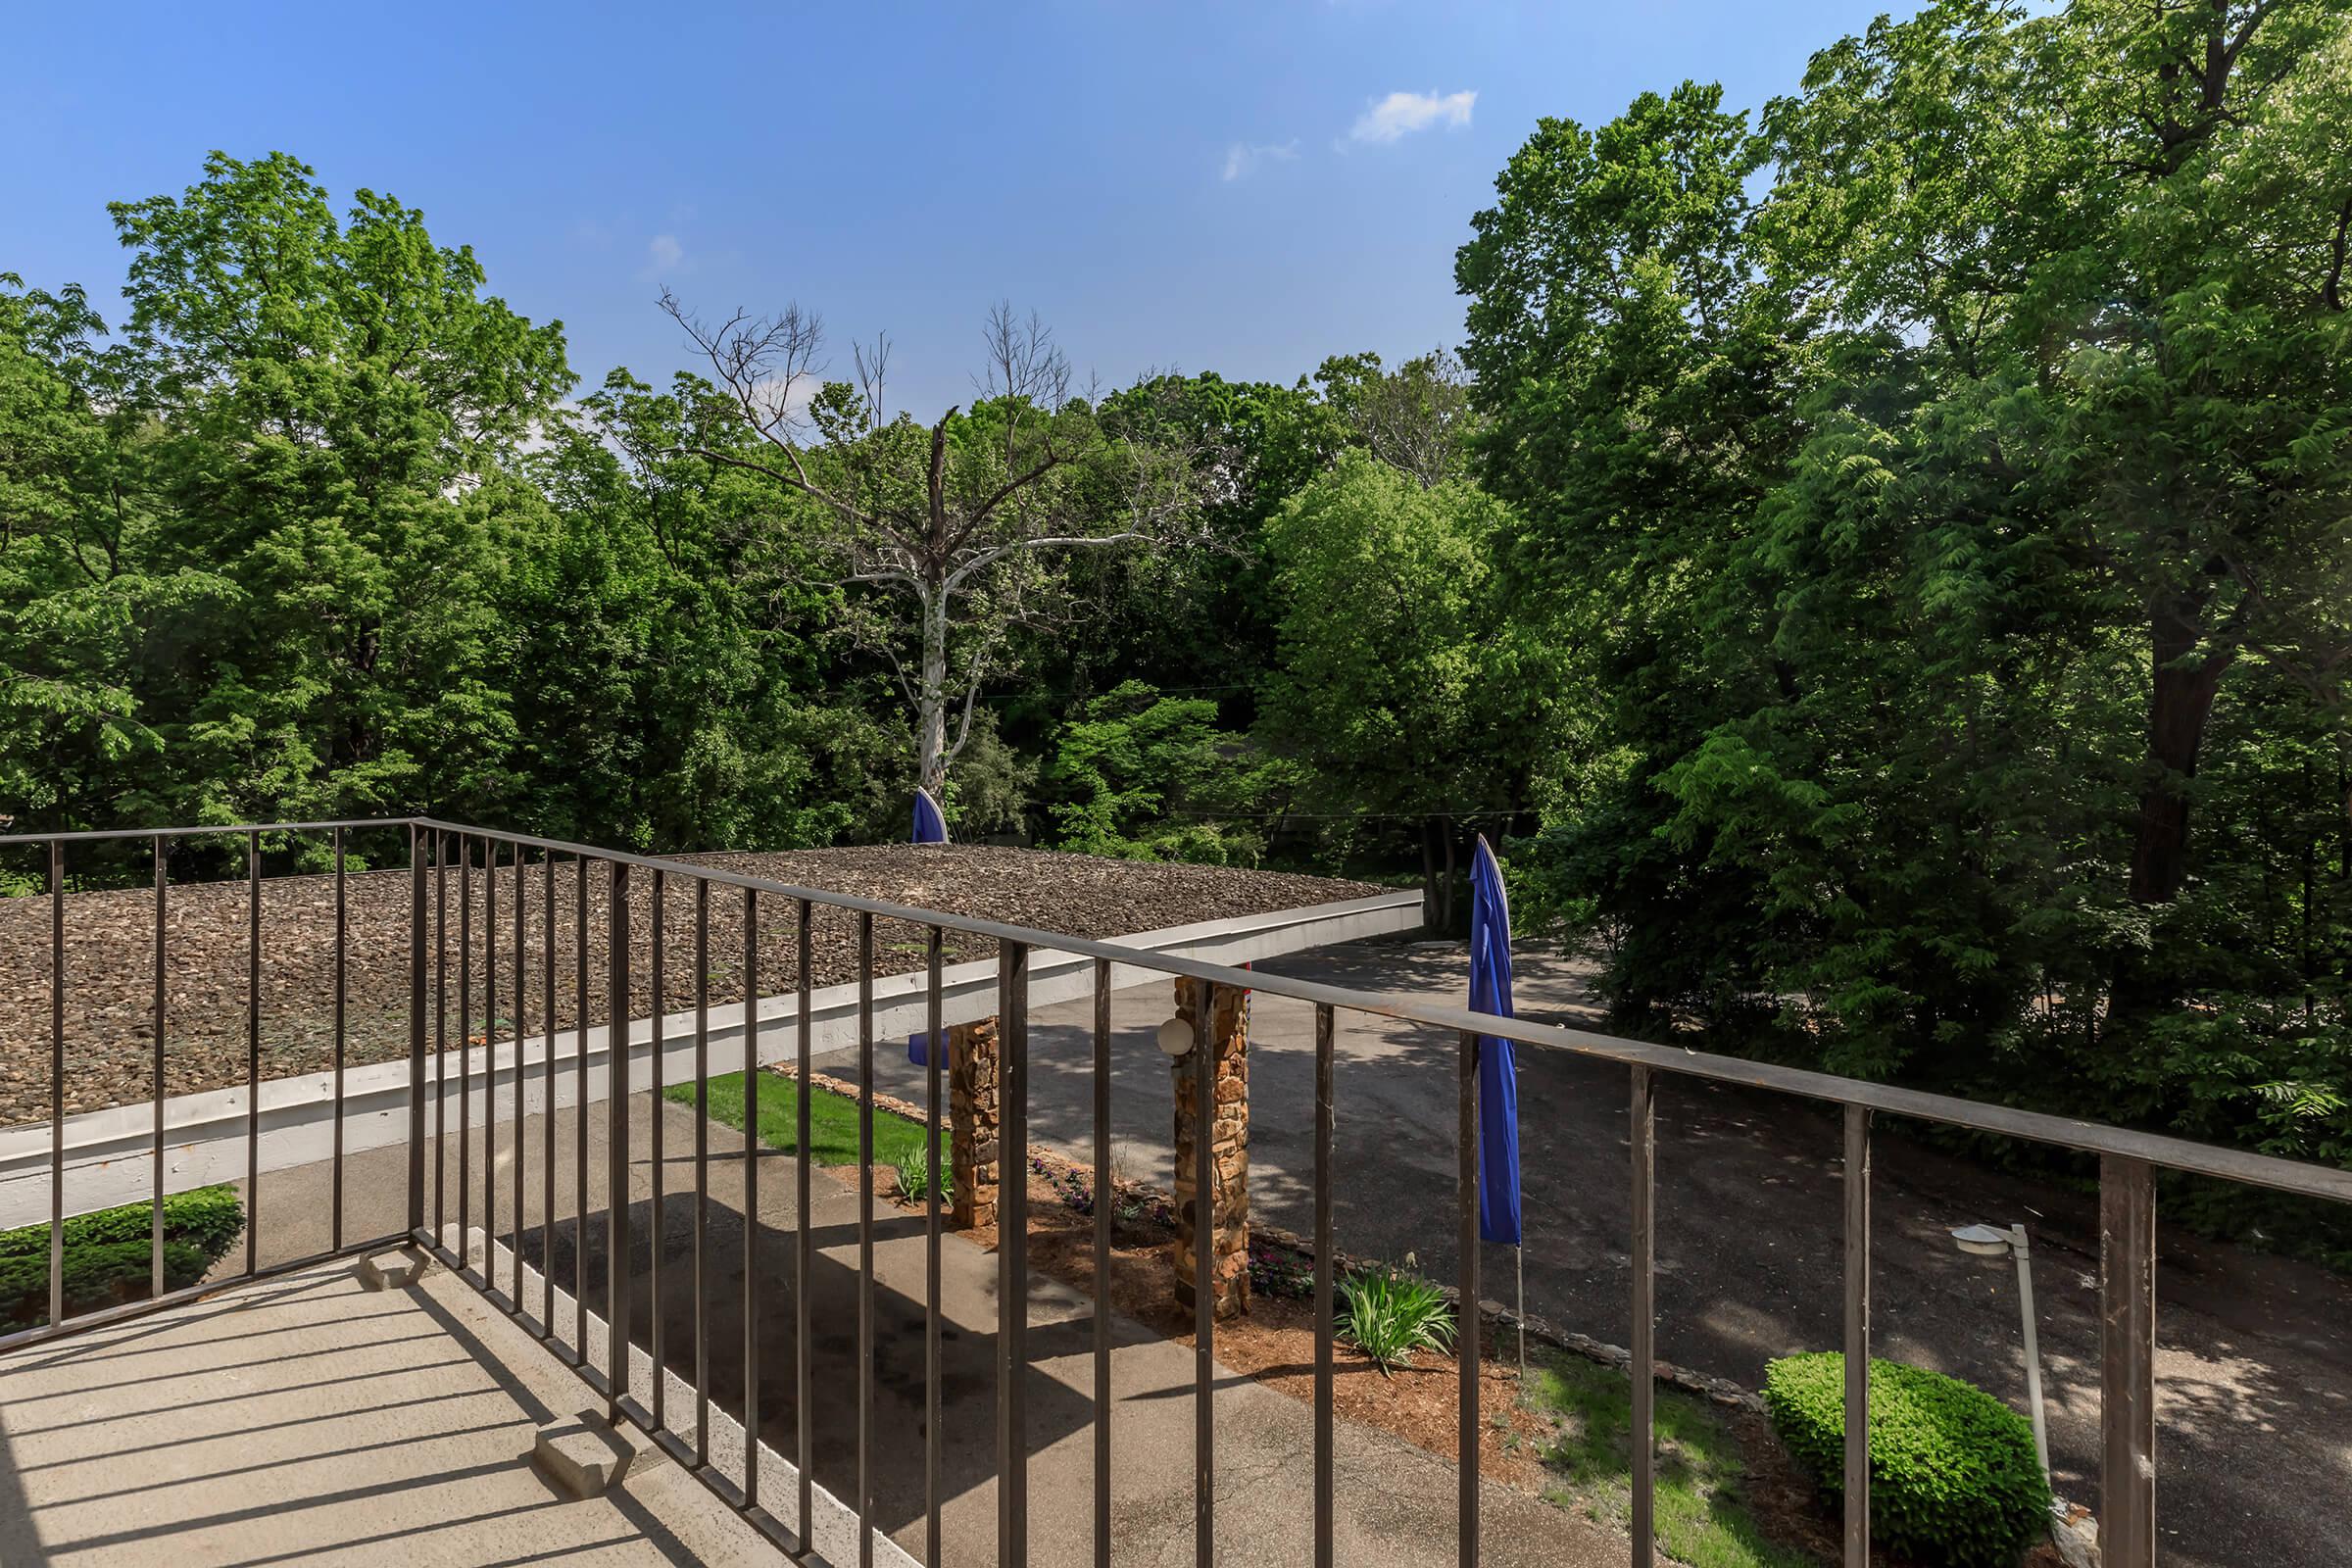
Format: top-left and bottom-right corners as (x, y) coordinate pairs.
(0, 844), (1377, 1126)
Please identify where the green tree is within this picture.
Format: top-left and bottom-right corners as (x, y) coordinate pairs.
(94, 151), (572, 826)
(1258, 453), (1531, 919)
(1458, 5), (2352, 1166)
(0, 274), (185, 834)
(1757, 0), (2352, 929)
(1038, 679), (1280, 863)
(1455, 81), (1798, 1017)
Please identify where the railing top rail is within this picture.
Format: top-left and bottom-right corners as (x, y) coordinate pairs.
(0, 817), (405, 848)
(19, 814), (2352, 1206)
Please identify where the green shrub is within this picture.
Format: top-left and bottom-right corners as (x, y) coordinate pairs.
(1336, 1259), (1455, 1374)
(1763, 1352), (2050, 1568)
(895, 1156), (954, 1205)
(0, 1187), (247, 1329)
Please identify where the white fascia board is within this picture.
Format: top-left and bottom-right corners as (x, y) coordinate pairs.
(0, 890), (1419, 1227)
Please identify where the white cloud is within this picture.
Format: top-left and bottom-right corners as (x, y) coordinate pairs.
(1222, 139), (1300, 181)
(1347, 89), (1476, 146)
(645, 233), (685, 272)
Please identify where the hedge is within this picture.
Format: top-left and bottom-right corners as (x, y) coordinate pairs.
(0, 1186), (247, 1328)
(1764, 1351), (2050, 1568)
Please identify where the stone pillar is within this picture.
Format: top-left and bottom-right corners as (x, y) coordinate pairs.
(950, 1017), (1000, 1230)
(1171, 976), (1250, 1319)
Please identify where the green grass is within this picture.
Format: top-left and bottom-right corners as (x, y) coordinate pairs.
(1524, 1350), (1812, 1568)
(664, 1071), (937, 1171)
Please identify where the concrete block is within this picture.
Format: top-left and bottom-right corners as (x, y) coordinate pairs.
(532, 1410), (637, 1499)
(356, 1249), (430, 1291)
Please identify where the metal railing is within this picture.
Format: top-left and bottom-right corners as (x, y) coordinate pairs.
(8, 815), (2352, 1568)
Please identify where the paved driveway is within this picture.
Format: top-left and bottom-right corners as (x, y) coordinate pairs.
(818, 937), (2352, 1568)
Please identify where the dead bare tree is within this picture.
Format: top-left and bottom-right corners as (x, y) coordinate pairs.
(662, 292), (1202, 797)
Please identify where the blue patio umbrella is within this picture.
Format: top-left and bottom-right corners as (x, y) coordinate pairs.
(907, 788), (951, 1066)
(912, 786), (950, 846)
(1469, 833), (1526, 1368)
(1469, 834), (1522, 1247)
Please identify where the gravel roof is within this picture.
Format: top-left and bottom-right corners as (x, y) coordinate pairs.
(0, 844), (1383, 1127)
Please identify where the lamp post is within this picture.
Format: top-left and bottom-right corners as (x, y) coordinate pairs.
(1950, 1222), (2051, 1494)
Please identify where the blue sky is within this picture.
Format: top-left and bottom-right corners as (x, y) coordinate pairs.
(5, 2), (1902, 418)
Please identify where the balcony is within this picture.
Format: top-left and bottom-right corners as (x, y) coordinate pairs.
(3, 818), (2348, 1567)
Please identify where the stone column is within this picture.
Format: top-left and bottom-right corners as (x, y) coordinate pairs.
(1171, 976), (1250, 1318)
(949, 1017), (1001, 1230)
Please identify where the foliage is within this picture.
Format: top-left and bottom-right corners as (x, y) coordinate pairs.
(894, 1154), (953, 1206)
(1037, 679), (1290, 863)
(0, 156), (910, 860)
(1460, 3), (2352, 1173)
(0, 1185), (246, 1328)
(1527, 1350), (1811, 1568)
(1258, 453), (1535, 869)
(1246, 1237), (1313, 1300)
(1764, 1352), (2050, 1568)
(1335, 1257), (1456, 1374)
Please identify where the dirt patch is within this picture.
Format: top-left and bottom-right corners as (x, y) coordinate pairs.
(0, 843), (1378, 1125)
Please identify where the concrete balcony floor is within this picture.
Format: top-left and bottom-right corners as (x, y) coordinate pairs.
(0, 1259), (770, 1566)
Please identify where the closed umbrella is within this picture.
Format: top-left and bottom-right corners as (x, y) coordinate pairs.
(1468, 834), (1525, 1365)
(908, 788), (949, 1065)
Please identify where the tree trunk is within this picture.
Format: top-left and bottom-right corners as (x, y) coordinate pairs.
(1420, 818), (1439, 928)
(1440, 819), (1457, 934)
(2127, 599), (2234, 906)
(916, 586), (950, 798)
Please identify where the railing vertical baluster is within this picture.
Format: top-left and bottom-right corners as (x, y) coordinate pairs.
(796, 897), (814, 1545)
(695, 876), (712, 1467)
(927, 924), (946, 1568)
(408, 825), (427, 1242)
(1456, 1028), (1479, 1568)
(245, 829), (261, 1277)
(649, 868), (665, 1433)
(1313, 1004), (1335, 1568)
(742, 886), (761, 1509)
(608, 859), (631, 1423)
(1843, 1104), (1871, 1568)
(2101, 1155), (2157, 1568)
(543, 851), (557, 1338)
(1630, 1065), (1656, 1568)
(514, 845), (527, 1304)
(333, 826), (348, 1254)
(48, 838), (66, 1331)
(1000, 939), (1031, 1568)
(485, 840), (498, 1297)
(460, 840), (473, 1271)
(436, 832), (449, 1245)
(857, 909), (876, 1567)
(150, 834), (166, 1301)
(1093, 955), (1112, 1568)
(1192, 980), (1212, 1568)
(576, 855), (591, 1359)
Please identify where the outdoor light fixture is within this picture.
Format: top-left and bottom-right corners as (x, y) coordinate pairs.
(1949, 1221), (2053, 1494)
(1157, 1015), (1194, 1057)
